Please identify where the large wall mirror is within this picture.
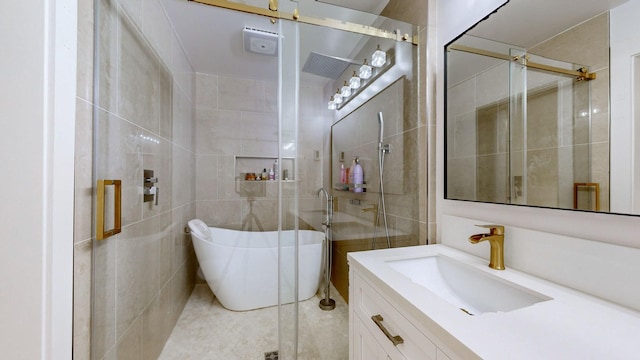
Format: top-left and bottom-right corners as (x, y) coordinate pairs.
(445, 0), (640, 215)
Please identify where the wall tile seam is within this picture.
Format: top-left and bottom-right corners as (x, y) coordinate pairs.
(119, 208), (182, 231)
(157, 1), (197, 74)
(171, 141), (197, 154)
(391, 213), (423, 223)
(169, 254), (196, 279)
(173, 81), (195, 103)
(111, 262), (194, 338)
(92, 106), (158, 135)
(173, 82), (195, 104)
(74, 237), (93, 247)
(76, 93), (94, 107)
(95, 106), (193, 151)
(114, 1), (174, 74)
(112, 2), (195, 103)
(110, 302), (153, 357)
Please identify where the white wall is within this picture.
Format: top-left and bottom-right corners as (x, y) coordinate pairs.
(0, 0), (76, 358)
(435, 0), (640, 310)
(610, 0), (640, 213)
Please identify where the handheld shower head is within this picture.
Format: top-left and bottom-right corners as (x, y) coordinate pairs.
(377, 112), (384, 144)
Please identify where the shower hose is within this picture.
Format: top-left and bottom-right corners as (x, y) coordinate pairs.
(372, 112), (391, 249)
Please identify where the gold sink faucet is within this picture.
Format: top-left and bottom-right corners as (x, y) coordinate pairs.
(469, 225), (505, 270)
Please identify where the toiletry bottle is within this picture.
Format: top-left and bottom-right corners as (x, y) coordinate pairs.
(339, 163), (346, 185)
(353, 157), (363, 193)
(345, 166), (350, 190)
(262, 168), (268, 180)
(348, 157), (356, 191)
(269, 168), (275, 180)
(273, 159), (278, 180)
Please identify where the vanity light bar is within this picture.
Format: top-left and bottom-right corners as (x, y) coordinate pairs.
(448, 44), (596, 81)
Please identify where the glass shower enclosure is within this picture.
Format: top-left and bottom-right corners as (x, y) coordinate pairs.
(90, 0), (417, 358)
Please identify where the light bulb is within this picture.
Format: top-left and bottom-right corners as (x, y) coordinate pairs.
(359, 59), (372, 80)
(333, 90), (343, 104)
(349, 71), (361, 89)
(340, 81), (352, 98)
(371, 45), (386, 67)
(328, 96), (337, 110)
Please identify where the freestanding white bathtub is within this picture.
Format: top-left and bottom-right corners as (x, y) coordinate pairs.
(187, 219), (324, 311)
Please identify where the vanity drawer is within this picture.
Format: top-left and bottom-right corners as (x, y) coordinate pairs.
(353, 273), (437, 360)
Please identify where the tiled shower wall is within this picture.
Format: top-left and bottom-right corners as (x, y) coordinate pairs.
(194, 73), (325, 231)
(331, 78), (423, 246)
(73, 0), (197, 358)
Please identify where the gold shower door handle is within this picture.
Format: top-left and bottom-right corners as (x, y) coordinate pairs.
(97, 179), (122, 240)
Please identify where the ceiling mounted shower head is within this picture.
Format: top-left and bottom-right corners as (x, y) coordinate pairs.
(302, 52), (354, 79)
(243, 27), (278, 56)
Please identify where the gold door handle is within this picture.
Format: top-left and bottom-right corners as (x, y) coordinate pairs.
(371, 314), (404, 346)
(97, 179), (122, 240)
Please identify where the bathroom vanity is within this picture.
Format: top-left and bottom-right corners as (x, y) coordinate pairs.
(349, 245), (640, 359)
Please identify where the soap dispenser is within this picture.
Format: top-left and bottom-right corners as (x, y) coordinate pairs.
(353, 157), (363, 193)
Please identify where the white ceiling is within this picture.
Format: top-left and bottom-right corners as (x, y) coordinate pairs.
(469, 0), (629, 48)
(161, 0), (390, 83)
(447, 0), (630, 86)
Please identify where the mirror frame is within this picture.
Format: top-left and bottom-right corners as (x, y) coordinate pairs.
(441, 0), (636, 216)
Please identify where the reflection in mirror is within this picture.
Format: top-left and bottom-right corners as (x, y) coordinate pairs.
(445, 0), (637, 214)
(294, 15), (422, 303)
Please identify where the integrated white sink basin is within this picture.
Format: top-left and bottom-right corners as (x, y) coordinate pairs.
(386, 255), (552, 315)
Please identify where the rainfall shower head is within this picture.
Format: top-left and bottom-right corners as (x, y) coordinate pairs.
(243, 27), (278, 56)
(302, 52), (354, 79)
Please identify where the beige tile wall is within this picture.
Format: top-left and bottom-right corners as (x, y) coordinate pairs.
(74, 0), (197, 358)
(194, 72), (324, 231)
(529, 13), (610, 211)
(331, 79), (422, 247)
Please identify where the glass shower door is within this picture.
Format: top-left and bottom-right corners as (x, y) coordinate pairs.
(91, 0), (417, 358)
(509, 52), (596, 210)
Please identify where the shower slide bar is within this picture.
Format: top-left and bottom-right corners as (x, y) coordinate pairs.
(448, 44), (596, 81)
(189, 0), (418, 45)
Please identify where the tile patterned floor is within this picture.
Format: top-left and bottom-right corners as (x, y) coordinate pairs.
(159, 284), (349, 359)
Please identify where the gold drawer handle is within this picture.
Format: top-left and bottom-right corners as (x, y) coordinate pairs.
(371, 314), (404, 346)
(97, 179), (122, 240)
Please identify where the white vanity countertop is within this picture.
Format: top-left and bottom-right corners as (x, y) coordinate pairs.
(349, 245), (640, 359)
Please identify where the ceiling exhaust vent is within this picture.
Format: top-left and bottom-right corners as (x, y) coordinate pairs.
(243, 27), (279, 56)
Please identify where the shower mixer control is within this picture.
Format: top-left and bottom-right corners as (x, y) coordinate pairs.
(143, 169), (159, 205)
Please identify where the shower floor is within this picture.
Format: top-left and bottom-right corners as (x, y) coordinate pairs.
(159, 283), (349, 359)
